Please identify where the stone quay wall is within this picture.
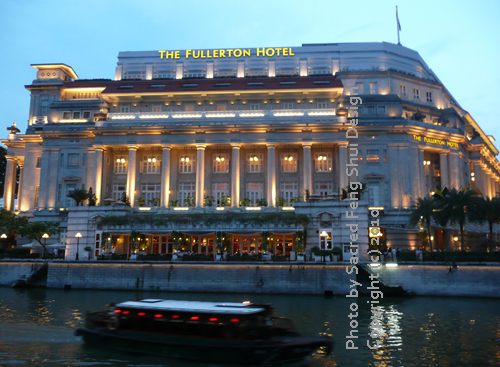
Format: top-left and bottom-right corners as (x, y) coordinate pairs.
(0, 261), (43, 286)
(46, 262), (354, 294)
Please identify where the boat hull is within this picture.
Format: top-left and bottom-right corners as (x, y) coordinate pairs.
(76, 327), (332, 365)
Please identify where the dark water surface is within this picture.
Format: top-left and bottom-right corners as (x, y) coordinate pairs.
(0, 288), (499, 366)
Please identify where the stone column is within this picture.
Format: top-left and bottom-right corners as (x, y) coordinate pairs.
(231, 145), (240, 208)
(17, 162), (24, 211)
(37, 148), (50, 209)
(126, 146), (137, 206)
(439, 152), (449, 190)
(94, 147), (104, 205)
(161, 146), (171, 208)
(267, 144), (276, 208)
(196, 145), (205, 208)
(486, 172), (493, 199)
(473, 162), (482, 192)
(388, 145), (401, 209)
(46, 149), (60, 209)
(302, 144), (312, 199)
(409, 145), (420, 205)
(338, 143), (348, 192)
(448, 152), (460, 190)
(2, 157), (16, 211)
(418, 148), (426, 197)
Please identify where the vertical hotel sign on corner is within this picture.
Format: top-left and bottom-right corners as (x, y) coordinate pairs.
(158, 47), (295, 60)
(413, 135), (459, 149)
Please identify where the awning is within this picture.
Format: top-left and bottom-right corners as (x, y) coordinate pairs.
(21, 242), (42, 248)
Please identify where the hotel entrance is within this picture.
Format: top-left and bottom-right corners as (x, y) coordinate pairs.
(274, 234), (294, 256)
(191, 235), (215, 255)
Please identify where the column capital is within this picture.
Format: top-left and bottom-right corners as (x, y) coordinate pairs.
(127, 145), (138, 151)
(196, 144), (206, 150)
(338, 142), (349, 148)
(5, 156), (16, 162)
(92, 145), (106, 152)
(161, 145), (171, 151)
(231, 144), (241, 150)
(302, 143), (312, 148)
(266, 144), (276, 149)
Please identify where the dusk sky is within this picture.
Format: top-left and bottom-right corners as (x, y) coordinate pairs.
(1, 0), (499, 151)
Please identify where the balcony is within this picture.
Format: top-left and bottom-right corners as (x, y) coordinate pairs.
(104, 109), (341, 127)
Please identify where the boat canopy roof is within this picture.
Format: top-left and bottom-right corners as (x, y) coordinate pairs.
(115, 299), (267, 315)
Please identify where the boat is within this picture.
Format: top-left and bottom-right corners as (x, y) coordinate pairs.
(75, 299), (333, 364)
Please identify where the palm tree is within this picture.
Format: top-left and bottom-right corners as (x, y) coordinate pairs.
(436, 188), (478, 251)
(67, 188), (89, 206)
(469, 196), (500, 252)
(409, 197), (437, 251)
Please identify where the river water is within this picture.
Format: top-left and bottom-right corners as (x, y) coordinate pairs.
(0, 288), (499, 366)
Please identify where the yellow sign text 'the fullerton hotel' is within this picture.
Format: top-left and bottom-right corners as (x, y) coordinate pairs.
(158, 48), (295, 60)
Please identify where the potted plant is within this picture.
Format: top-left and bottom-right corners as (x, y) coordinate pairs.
(149, 197), (160, 208)
(169, 200), (179, 208)
(204, 196), (215, 207)
(276, 197), (286, 208)
(137, 198), (146, 207)
(220, 195), (231, 207)
(239, 198), (251, 207)
(84, 246), (92, 260)
(184, 196), (195, 208)
(257, 198), (268, 207)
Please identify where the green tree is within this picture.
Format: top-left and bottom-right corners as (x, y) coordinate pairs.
(120, 193), (131, 206)
(87, 187), (97, 206)
(409, 197), (437, 251)
(16, 221), (61, 259)
(469, 196), (500, 252)
(0, 209), (29, 248)
(435, 188), (478, 251)
(67, 188), (89, 206)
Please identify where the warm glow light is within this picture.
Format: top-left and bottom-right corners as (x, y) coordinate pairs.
(239, 113), (265, 117)
(122, 311), (130, 315)
(191, 316), (199, 321)
(243, 301), (251, 304)
(172, 114), (202, 118)
(245, 207), (261, 211)
(0, 234), (7, 239)
(320, 231), (328, 237)
(369, 263), (381, 268)
(59, 119), (88, 123)
(282, 206), (295, 211)
(386, 263), (398, 267)
(431, 236), (434, 241)
(453, 237), (459, 241)
(114, 310), (122, 313)
(138, 207), (151, 211)
(216, 207), (225, 211)
(121, 158), (126, 163)
(111, 115), (135, 119)
(209, 317), (218, 322)
(155, 314), (163, 318)
(139, 114), (169, 119)
(138, 312), (146, 316)
(173, 207), (189, 211)
(308, 111), (336, 116)
(273, 112), (304, 117)
(206, 113), (236, 118)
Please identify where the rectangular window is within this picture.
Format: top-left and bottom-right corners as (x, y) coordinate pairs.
(250, 102), (260, 111)
(314, 182), (333, 197)
(63, 111), (70, 119)
(413, 88), (420, 100)
(246, 182), (263, 206)
(212, 183), (229, 206)
(141, 155), (161, 174)
(247, 154), (263, 173)
(67, 153), (79, 166)
(366, 106), (375, 114)
(82, 153), (87, 166)
(57, 184), (62, 203)
(179, 154), (195, 173)
(114, 156), (128, 174)
(112, 183), (126, 201)
(400, 84), (407, 97)
(426, 91), (433, 103)
(377, 106), (386, 114)
(59, 154), (64, 166)
(36, 156), (41, 168)
(217, 104), (227, 111)
(39, 100), (49, 116)
(120, 104), (130, 113)
(141, 183), (161, 205)
(319, 230), (333, 250)
(355, 82), (364, 94)
(72, 111), (81, 119)
(366, 150), (380, 163)
(213, 154), (230, 173)
(83, 111), (91, 119)
(185, 104), (194, 112)
(367, 184), (380, 207)
(280, 182), (298, 206)
(283, 101), (293, 109)
(280, 153), (298, 172)
(316, 100), (327, 109)
(314, 153), (332, 172)
(178, 183), (195, 207)
(152, 104), (162, 113)
(66, 183), (77, 207)
(34, 186), (39, 207)
(370, 82), (378, 94)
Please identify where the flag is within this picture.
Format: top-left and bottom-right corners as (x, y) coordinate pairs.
(396, 6), (402, 31)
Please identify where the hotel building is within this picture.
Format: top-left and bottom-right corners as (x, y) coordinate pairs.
(2, 42), (499, 260)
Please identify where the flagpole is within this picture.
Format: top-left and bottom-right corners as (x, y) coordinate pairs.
(396, 6), (401, 45)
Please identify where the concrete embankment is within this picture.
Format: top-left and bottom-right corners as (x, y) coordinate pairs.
(1, 261), (499, 297)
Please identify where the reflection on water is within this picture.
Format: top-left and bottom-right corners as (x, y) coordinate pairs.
(0, 288), (499, 366)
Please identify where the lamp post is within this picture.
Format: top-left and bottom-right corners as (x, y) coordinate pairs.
(1, 234), (7, 239)
(42, 233), (49, 259)
(75, 233), (82, 260)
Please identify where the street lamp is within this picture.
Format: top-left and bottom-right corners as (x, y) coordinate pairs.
(75, 233), (82, 260)
(1, 234), (7, 239)
(42, 233), (49, 259)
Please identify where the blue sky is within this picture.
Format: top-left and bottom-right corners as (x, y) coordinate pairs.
(1, 0), (499, 151)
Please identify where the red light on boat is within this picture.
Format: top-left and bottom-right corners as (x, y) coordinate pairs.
(209, 318), (218, 322)
(138, 312), (146, 316)
(155, 314), (163, 318)
(114, 310), (122, 313)
(191, 316), (199, 321)
(230, 318), (239, 323)
(172, 315), (180, 319)
(123, 311), (130, 315)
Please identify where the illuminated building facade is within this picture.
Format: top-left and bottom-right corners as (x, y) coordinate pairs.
(2, 42), (499, 259)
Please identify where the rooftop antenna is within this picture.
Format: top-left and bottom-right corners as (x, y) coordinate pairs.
(396, 6), (402, 45)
